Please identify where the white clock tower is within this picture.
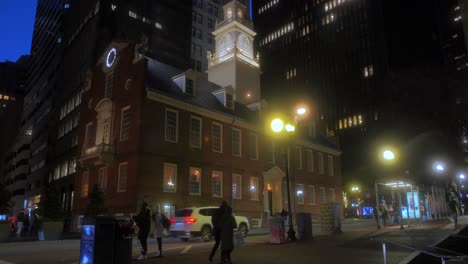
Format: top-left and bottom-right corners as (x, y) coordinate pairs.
(207, 0), (261, 108)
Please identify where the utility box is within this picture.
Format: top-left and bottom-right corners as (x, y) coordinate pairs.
(79, 216), (134, 264)
(296, 213), (313, 240)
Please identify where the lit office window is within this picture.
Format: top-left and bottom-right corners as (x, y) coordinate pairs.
(163, 163), (177, 193)
(296, 184), (304, 204)
(189, 167), (201, 195)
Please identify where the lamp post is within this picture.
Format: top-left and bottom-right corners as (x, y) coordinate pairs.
(375, 149), (396, 228)
(271, 118), (297, 241)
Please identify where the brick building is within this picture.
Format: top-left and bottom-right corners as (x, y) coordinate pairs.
(73, 1), (342, 230)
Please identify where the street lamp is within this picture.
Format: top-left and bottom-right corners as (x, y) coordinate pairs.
(432, 162), (447, 219)
(271, 118), (297, 241)
(383, 150), (395, 161)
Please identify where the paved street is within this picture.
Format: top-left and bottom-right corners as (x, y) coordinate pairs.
(0, 217), (465, 264)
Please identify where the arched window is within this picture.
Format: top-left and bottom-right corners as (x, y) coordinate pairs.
(219, 34), (233, 58)
(237, 34), (252, 58)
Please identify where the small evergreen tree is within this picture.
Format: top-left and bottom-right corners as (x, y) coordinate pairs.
(85, 184), (108, 217)
(38, 183), (65, 222)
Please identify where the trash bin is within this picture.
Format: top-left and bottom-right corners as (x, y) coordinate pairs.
(296, 213), (313, 240)
(79, 216), (135, 264)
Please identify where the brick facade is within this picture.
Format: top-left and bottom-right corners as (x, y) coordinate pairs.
(72, 42), (342, 230)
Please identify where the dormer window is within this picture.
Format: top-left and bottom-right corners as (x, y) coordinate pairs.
(185, 79), (194, 96)
(226, 93), (234, 109)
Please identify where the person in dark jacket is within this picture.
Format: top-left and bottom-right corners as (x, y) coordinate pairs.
(133, 202), (151, 260)
(220, 205), (237, 264)
(209, 200), (228, 262)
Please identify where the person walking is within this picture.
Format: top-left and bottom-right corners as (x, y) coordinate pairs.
(209, 200), (228, 262)
(16, 209), (25, 239)
(28, 208), (38, 238)
(447, 185), (461, 228)
(152, 204), (167, 257)
(220, 205), (237, 264)
(133, 202), (151, 260)
(380, 200), (389, 227)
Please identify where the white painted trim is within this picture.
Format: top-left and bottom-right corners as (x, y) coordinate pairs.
(232, 128), (242, 157)
(120, 105), (131, 141)
(163, 163), (177, 193)
(165, 108), (179, 143)
(190, 116), (202, 148)
(212, 122), (223, 153)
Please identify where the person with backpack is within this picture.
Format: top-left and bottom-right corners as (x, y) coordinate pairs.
(220, 205), (237, 264)
(133, 202), (151, 261)
(152, 204), (169, 257)
(209, 200), (228, 262)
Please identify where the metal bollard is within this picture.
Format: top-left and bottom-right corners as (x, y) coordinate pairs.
(441, 257), (446, 264)
(382, 240), (387, 264)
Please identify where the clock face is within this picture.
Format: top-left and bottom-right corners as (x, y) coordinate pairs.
(106, 48), (117, 68)
(227, 8), (232, 18)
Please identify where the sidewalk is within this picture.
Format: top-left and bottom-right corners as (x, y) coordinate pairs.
(138, 217), (465, 264)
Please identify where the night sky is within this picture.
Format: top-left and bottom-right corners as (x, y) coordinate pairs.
(0, 0), (37, 62)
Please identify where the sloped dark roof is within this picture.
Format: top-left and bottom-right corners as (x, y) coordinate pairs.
(145, 59), (259, 123)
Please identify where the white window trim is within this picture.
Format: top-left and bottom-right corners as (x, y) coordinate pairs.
(212, 171), (223, 197)
(212, 122), (223, 153)
(85, 122), (93, 147)
(164, 163), (177, 193)
(190, 116), (202, 148)
(120, 105), (131, 141)
(117, 162), (128, 192)
(297, 147), (302, 169)
(249, 133), (258, 160)
(189, 167), (201, 195)
(232, 173), (242, 200)
(165, 109), (179, 143)
(306, 150), (314, 172)
(328, 155), (334, 176)
(318, 152), (324, 175)
(319, 187), (326, 203)
(296, 184), (304, 204)
(309, 185), (316, 205)
(330, 188), (336, 202)
(250, 176), (259, 201)
(232, 128), (242, 157)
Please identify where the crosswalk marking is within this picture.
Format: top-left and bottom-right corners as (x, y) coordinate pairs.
(180, 245), (192, 255)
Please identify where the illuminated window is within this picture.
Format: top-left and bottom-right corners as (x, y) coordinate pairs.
(358, 115), (363, 124)
(69, 159), (76, 174)
(232, 174), (242, 199)
(232, 128), (242, 157)
(296, 184), (304, 204)
(120, 106), (131, 140)
(339, 120), (343, 129)
(60, 160), (68, 177)
(189, 167), (201, 195)
(3, 96), (9, 101)
(309, 185), (316, 205)
(129, 11), (137, 18)
(353, 115), (357, 126)
(212, 171), (223, 197)
(363, 66), (369, 77)
(343, 119), (347, 128)
(348, 117), (353, 127)
(81, 171), (89, 197)
(190, 116), (202, 148)
(212, 122), (223, 153)
(163, 163), (177, 193)
(117, 162), (128, 192)
(250, 177), (259, 200)
(165, 109), (178, 143)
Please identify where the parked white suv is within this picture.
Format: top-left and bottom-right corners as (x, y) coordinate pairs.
(169, 206), (250, 242)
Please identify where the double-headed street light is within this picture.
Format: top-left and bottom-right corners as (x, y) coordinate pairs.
(271, 118), (297, 241)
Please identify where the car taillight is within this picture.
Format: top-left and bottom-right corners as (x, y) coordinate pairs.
(184, 217), (197, 223)
(170, 217), (175, 223)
